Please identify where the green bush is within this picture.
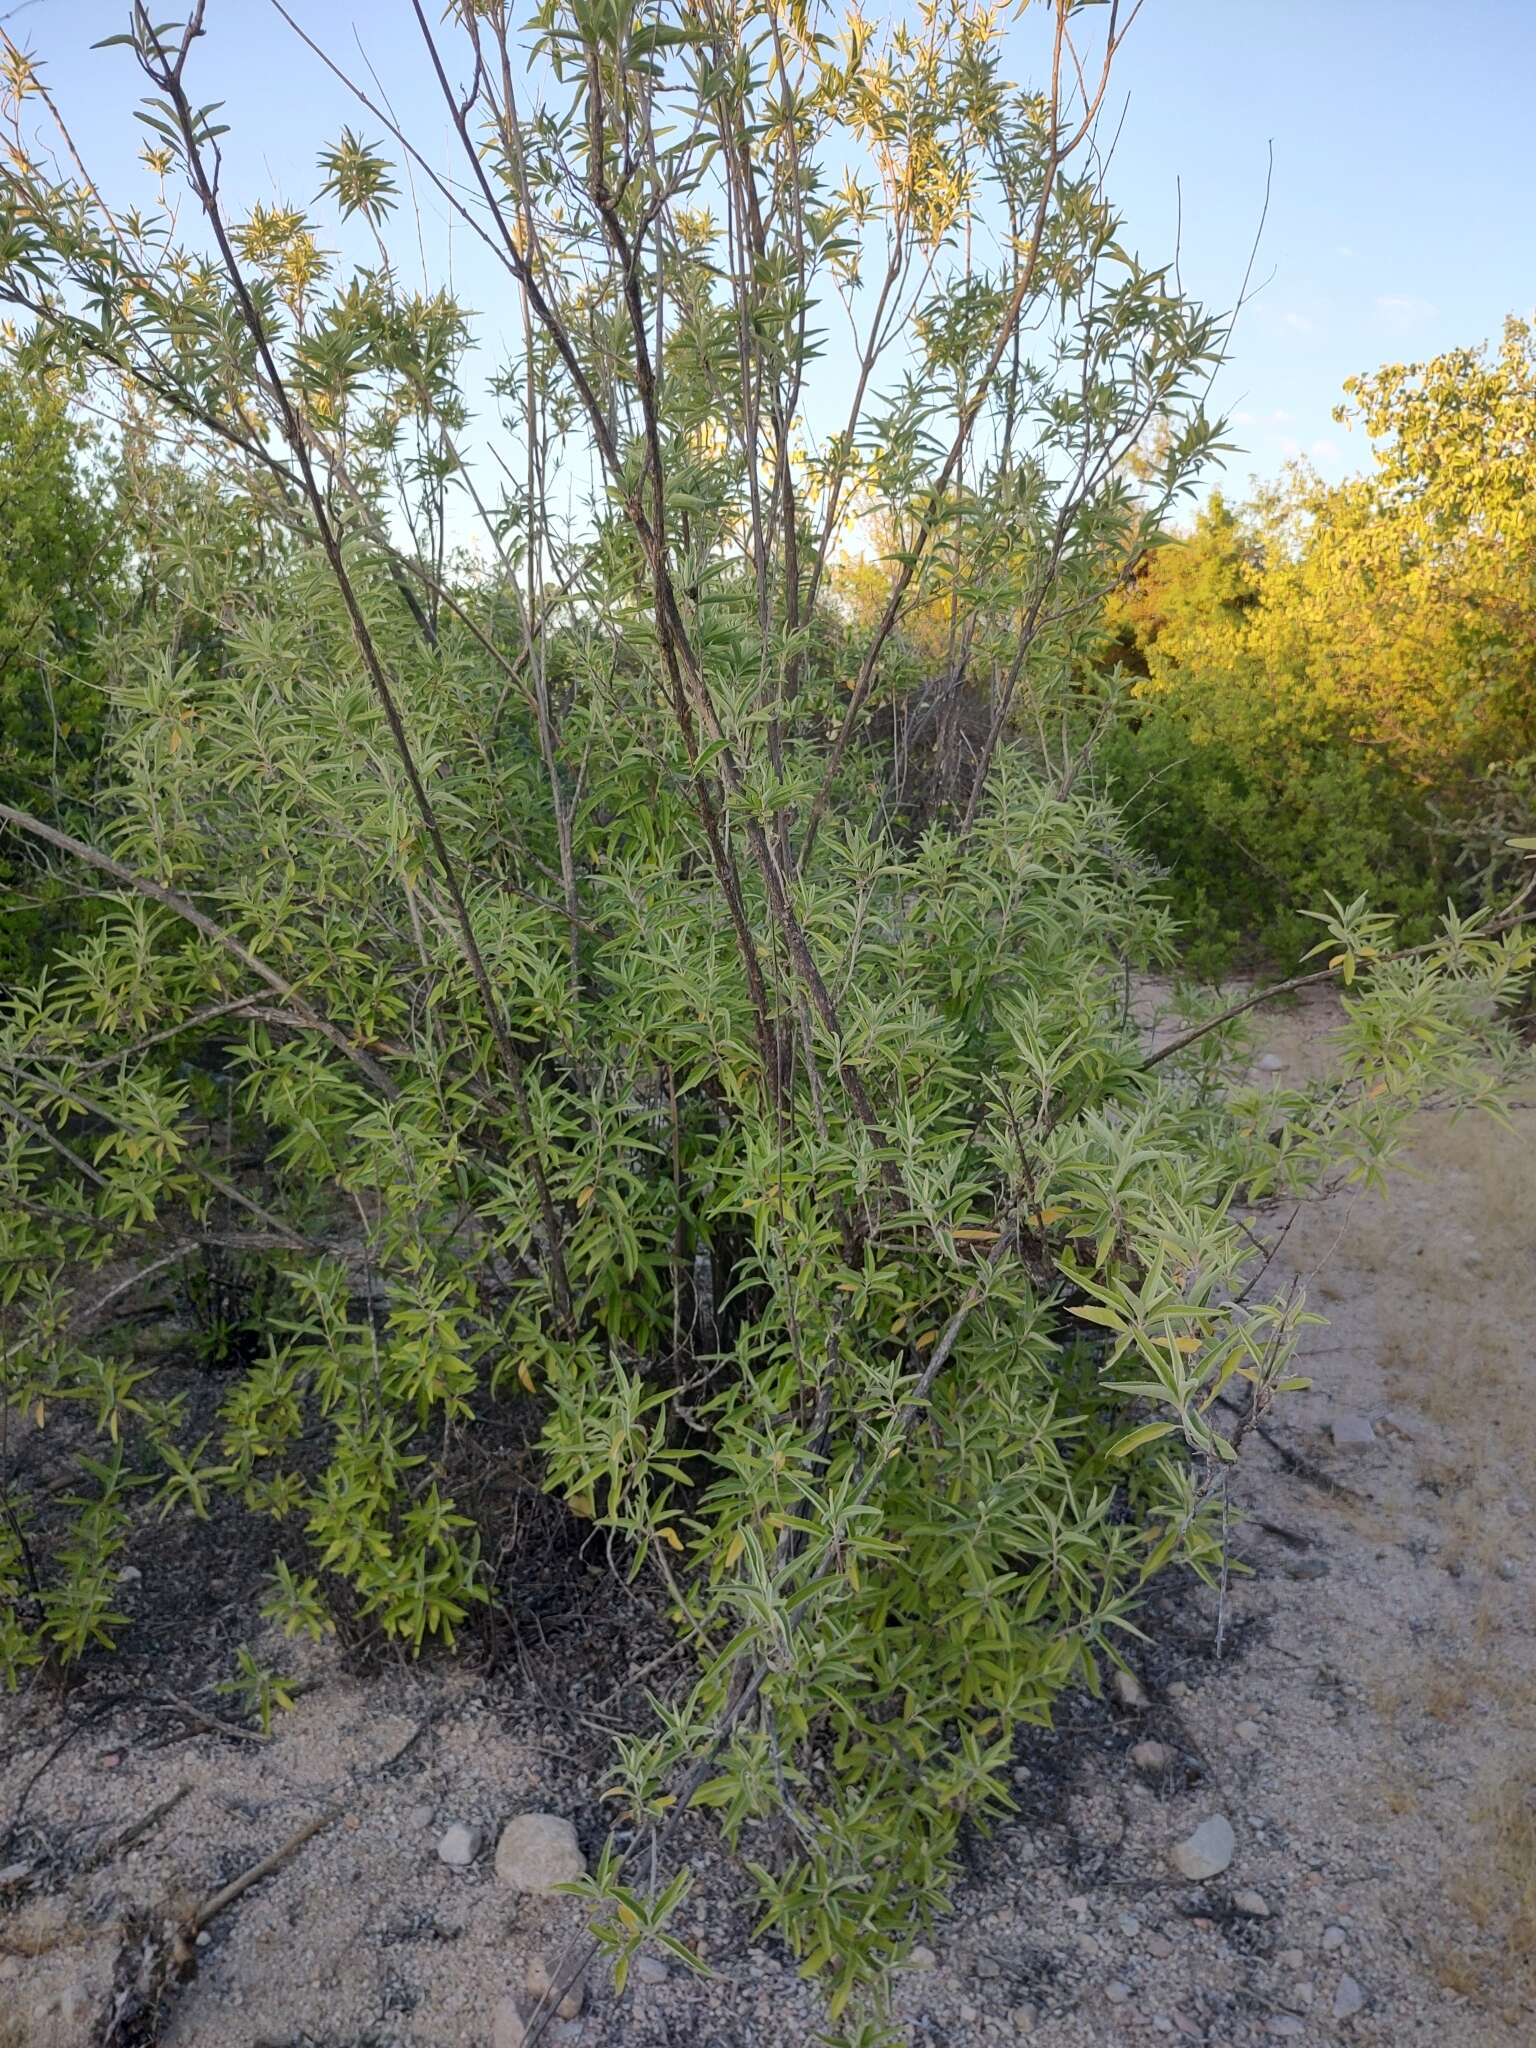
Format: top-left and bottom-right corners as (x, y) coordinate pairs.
(0, 9), (1530, 2040)
(1095, 323), (1536, 972)
(0, 360), (123, 979)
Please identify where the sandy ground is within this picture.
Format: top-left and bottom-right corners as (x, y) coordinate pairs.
(3, 991), (1533, 2048)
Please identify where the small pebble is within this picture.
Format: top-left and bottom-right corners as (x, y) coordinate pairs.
(1113, 1668), (1148, 1709)
(527, 1954), (583, 2019)
(491, 1995), (530, 2048)
(1256, 1052), (1286, 1073)
(1153, 2020), (1174, 2036)
(1170, 1814), (1235, 1881)
(1147, 1933), (1174, 1958)
(1286, 1556), (1330, 1580)
(1011, 2008), (1037, 2035)
(1322, 1925), (1346, 1952)
(1277, 1947), (1304, 1969)
(1331, 1412), (1377, 1453)
(495, 1814), (586, 1892)
(1333, 1973), (1366, 2019)
(408, 1803), (434, 1830)
(1133, 1740), (1173, 1773)
(1118, 1912), (1141, 1936)
(436, 1822), (483, 1868)
(906, 1944), (938, 1971)
(116, 1566), (142, 1584)
(1498, 1557), (1519, 1582)
(1233, 1890), (1270, 1918)
(1167, 1681), (1192, 1701)
(1268, 2020), (1304, 2041)
(1234, 1720), (1262, 1742)
(634, 1955), (669, 1986)
(1105, 1980), (1132, 2004)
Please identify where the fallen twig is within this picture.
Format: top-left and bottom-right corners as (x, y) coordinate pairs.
(189, 1806), (340, 1932)
(82, 1784), (192, 1874)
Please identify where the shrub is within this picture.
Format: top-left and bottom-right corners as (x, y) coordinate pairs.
(0, 7), (1530, 2040)
(1098, 324), (1536, 969)
(0, 359), (124, 979)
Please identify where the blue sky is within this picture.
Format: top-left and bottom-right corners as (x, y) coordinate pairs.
(8, 0), (1535, 500)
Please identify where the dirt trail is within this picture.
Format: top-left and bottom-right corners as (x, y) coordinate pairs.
(3, 991), (1533, 2048)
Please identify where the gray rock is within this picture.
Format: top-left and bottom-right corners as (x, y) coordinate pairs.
(527, 1953), (584, 2019)
(494, 1813), (586, 1892)
(1331, 1412), (1377, 1453)
(491, 1998), (582, 2048)
(1147, 1932), (1174, 1958)
(1256, 1052), (1286, 1073)
(634, 1954), (670, 1985)
(1276, 1947), (1304, 1970)
(906, 1943), (939, 1971)
(1169, 1814), (1235, 1881)
(491, 1996), (530, 2048)
(1268, 2020), (1304, 2040)
(1379, 1408), (1423, 1441)
(1113, 1668), (1148, 1709)
(1284, 1981), (1314, 2013)
(116, 1566), (143, 1584)
(1498, 1557), (1519, 1582)
(1011, 2008), (1037, 2035)
(436, 1822), (483, 1868)
(0, 1862), (32, 1890)
(1232, 1889), (1270, 1917)
(1105, 1981), (1132, 2004)
(1118, 1912), (1141, 1936)
(1286, 1555), (1330, 1580)
(1333, 1973), (1366, 2019)
(1234, 1720), (1262, 1742)
(1132, 1740), (1172, 1773)
(1322, 1924), (1346, 1952)
(407, 1802), (434, 1830)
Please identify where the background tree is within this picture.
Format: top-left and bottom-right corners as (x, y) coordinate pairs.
(1102, 318), (1536, 967)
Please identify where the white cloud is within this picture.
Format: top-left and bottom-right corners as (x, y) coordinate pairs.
(1375, 293), (1438, 330)
(1282, 311), (1315, 334)
(1231, 408), (1257, 426)
(1335, 244), (1357, 259)
(1309, 436), (1342, 466)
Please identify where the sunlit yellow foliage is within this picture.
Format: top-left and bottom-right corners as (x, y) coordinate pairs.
(1102, 320), (1536, 962)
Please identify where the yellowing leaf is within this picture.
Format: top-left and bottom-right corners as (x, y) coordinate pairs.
(723, 1529), (746, 1568)
(517, 1360), (537, 1394)
(658, 1525), (684, 1552)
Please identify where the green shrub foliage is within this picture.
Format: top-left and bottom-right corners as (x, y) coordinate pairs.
(0, 5), (1530, 2035)
(0, 361), (124, 977)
